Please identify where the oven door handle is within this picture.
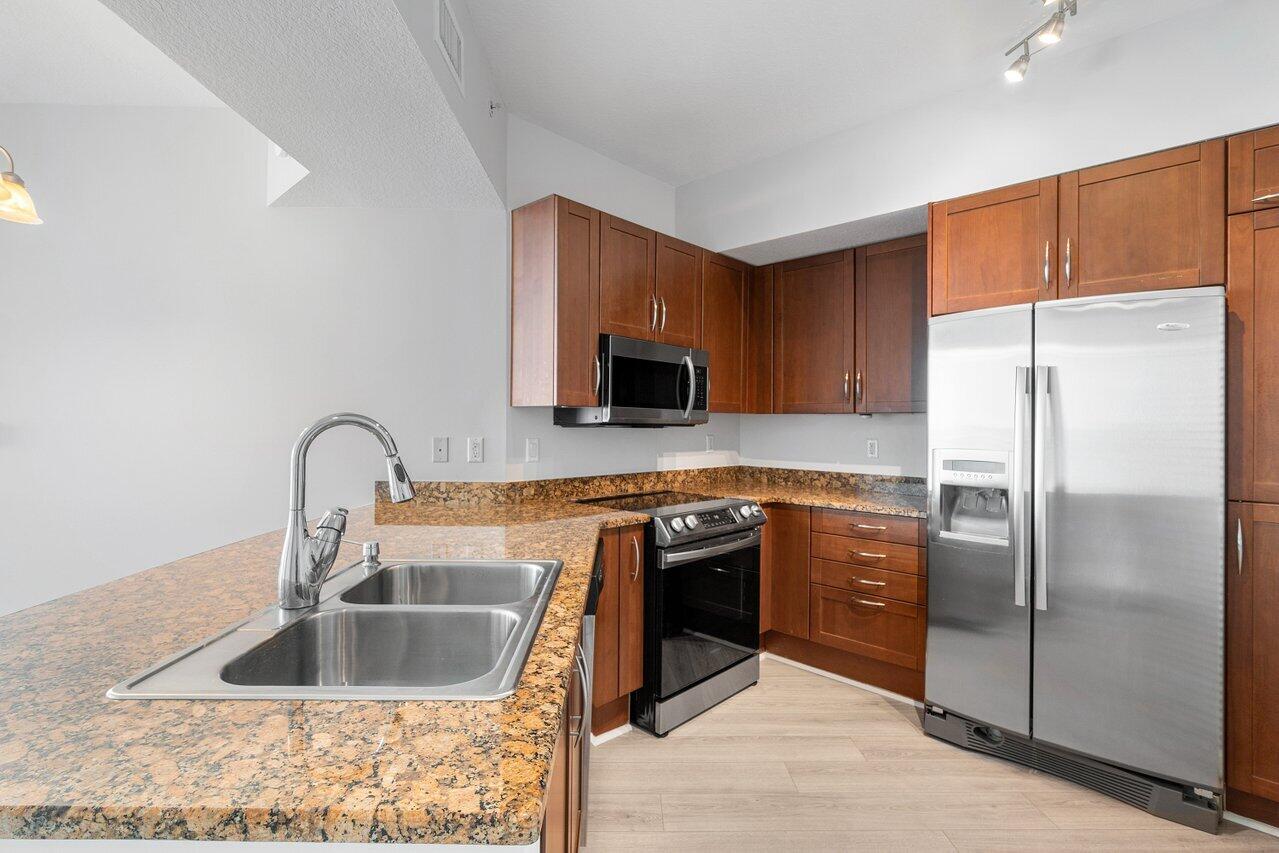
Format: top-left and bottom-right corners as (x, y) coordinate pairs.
(660, 529), (761, 569)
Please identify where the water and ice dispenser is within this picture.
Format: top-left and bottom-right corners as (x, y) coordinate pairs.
(932, 451), (1012, 545)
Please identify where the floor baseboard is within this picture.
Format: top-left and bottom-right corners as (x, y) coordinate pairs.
(761, 651), (923, 708)
(1226, 811), (1279, 838)
(590, 723), (631, 746)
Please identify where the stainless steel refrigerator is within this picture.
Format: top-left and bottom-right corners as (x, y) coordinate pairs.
(924, 286), (1225, 832)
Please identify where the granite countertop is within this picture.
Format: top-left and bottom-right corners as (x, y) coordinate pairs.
(702, 481), (926, 519)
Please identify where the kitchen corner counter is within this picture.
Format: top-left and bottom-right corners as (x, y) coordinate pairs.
(0, 502), (645, 845)
(705, 482), (927, 518)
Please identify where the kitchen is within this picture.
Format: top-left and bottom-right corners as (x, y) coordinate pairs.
(2, 0), (1279, 850)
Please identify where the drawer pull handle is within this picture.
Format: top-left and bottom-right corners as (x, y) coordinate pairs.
(855, 523), (887, 531)
(850, 597), (886, 608)
(851, 577), (887, 587)
(1253, 192), (1279, 205)
(851, 550), (886, 560)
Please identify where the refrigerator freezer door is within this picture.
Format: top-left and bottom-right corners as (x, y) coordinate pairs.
(1032, 287), (1224, 789)
(926, 304), (1034, 736)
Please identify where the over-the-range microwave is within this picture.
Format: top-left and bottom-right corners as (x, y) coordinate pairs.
(553, 335), (709, 427)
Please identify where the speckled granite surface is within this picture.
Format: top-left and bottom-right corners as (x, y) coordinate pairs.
(0, 503), (645, 844)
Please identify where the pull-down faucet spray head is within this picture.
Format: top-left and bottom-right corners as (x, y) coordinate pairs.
(385, 453), (416, 503)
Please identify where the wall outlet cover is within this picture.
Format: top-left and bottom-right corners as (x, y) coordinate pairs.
(467, 436), (484, 463)
(705, 434), (715, 452)
(525, 437), (540, 462)
(866, 439), (879, 459)
(433, 436), (449, 463)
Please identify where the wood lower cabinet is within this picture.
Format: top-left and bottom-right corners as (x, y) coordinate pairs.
(1058, 141), (1225, 298)
(929, 178), (1058, 315)
(511, 195), (600, 407)
(599, 213), (658, 340)
(810, 532), (924, 576)
(774, 251), (855, 412)
(765, 504), (811, 638)
(1230, 125), (1279, 215)
(854, 235), (928, 413)
(811, 507), (924, 544)
(808, 585), (925, 671)
(541, 710), (569, 852)
(701, 251), (749, 412)
(1227, 502), (1279, 819)
(1229, 209), (1279, 503)
(591, 524), (645, 734)
(655, 233), (702, 347)
(746, 264), (774, 413)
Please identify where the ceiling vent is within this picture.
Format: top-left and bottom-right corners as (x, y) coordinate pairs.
(435, 0), (464, 94)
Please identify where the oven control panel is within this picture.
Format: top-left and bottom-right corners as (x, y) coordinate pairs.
(696, 508), (736, 529)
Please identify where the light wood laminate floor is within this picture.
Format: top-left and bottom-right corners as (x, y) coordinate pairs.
(585, 656), (1279, 852)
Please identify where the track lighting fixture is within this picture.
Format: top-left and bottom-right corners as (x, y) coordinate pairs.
(1001, 0), (1077, 83)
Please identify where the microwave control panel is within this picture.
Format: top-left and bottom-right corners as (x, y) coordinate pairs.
(694, 366), (708, 410)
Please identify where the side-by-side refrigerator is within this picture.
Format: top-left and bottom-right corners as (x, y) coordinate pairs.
(924, 286), (1225, 833)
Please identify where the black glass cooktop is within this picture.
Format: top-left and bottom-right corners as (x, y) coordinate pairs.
(579, 491), (721, 513)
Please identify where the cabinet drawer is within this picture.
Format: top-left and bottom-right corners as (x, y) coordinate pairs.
(811, 508), (922, 545)
(811, 559), (924, 605)
(811, 532), (925, 576)
(809, 584), (925, 670)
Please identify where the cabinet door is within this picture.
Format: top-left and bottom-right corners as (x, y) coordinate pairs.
(701, 251), (749, 412)
(1229, 126), (1279, 214)
(809, 585), (925, 671)
(1059, 141), (1225, 298)
(774, 251), (854, 413)
(1227, 502), (1279, 802)
(1228, 209), (1279, 503)
(599, 214), (657, 340)
(618, 525), (645, 695)
(540, 710), (569, 852)
(567, 658), (584, 851)
(655, 234), (702, 348)
(746, 264), (774, 414)
(591, 532), (620, 708)
(766, 505), (811, 638)
(554, 198), (601, 406)
(854, 235), (927, 413)
(929, 178), (1058, 316)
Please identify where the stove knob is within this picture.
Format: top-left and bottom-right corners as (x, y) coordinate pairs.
(738, 506), (752, 520)
(684, 514), (700, 529)
(670, 517), (685, 533)
(750, 504), (763, 516)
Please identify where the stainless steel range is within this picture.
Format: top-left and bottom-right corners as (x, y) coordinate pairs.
(579, 491), (766, 735)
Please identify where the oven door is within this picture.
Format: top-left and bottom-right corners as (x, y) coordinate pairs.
(655, 529), (760, 699)
(602, 336), (709, 426)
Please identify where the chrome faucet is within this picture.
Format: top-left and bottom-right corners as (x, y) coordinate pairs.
(278, 413), (417, 609)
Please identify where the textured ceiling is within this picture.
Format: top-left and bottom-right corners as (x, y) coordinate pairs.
(96, 0), (501, 209)
(470, 0), (1227, 185)
(5, 0), (220, 107)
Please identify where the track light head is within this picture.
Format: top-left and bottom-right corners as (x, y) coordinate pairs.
(1038, 11), (1066, 44)
(1005, 50), (1030, 82)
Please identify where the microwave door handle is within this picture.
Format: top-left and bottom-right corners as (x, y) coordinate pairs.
(681, 355), (696, 420)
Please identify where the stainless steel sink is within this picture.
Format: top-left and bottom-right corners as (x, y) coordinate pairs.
(340, 561), (549, 606)
(108, 559), (562, 701)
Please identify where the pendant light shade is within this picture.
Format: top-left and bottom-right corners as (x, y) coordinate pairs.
(0, 147), (42, 225)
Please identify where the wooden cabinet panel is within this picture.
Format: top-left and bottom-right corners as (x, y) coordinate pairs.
(599, 213), (657, 340)
(511, 195), (600, 407)
(655, 234), (702, 348)
(567, 653), (584, 850)
(1229, 126), (1279, 214)
(591, 532), (620, 708)
(540, 709), (569, 852)
(746, 264), (774, 414)
(774, 251), (855, 412)
(811, 532), (924, 576)
(855, 235), (928, 413)
(810, 508), (923, 546)
(1059, 141), (1225, 298)
(701, 252), (749, 412)
(811, 558), (924, 605)
(808, 584), (925, 671)
(1227, 502), (1279, 803)
(1228, 209), (1279, 503)
(618, 525), (645, 696)
(766, 504), (811, 638)
(929, 178), (1058, 316)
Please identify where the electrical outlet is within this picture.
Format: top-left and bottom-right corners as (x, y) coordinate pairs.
(866, 439), (879, 459)
(525, 438), (540, 462)
(705, 434), (715, 452)
(432, 437), (449, 462)
(467, 437), (484, 463)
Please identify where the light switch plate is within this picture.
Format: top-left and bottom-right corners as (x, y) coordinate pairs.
(525, 438), (540, 462)
(866, 439), (879, 459)
(433, 437), (449, 463)
(467, 437), (484, 463)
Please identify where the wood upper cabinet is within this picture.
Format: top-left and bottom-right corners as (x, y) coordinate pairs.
(767, 505), (811, 639)
(701, 251), (750, 412)
(511, 195), (600, 407)
(854, 235), (927, 413)
(655, 234), (702, 347)
(1229, 125), (1279, 214)
(929, 178), (1058, 316)
(1058, 140), (1225, 299)
(618, 525), (645, 695)
(1228, 208), (1279, 503)
(1227, 502), (1279, 804)
(746, 264), (775, 414)
(599, 213), (658, 340)
(774, 250), (855, 412)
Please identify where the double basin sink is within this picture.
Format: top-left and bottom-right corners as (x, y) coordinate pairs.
(109, 559), (562, 701)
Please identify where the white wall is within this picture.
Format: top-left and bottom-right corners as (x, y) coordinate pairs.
(0, 104), (510, 614)
(676, 0), (1279, 253)
(740, 415), (927, 478)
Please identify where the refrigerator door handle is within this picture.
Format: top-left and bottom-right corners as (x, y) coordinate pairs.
(1012, 366), (1030, 607)
(1237, 517), (1245, 576)
(1033, 365), (1050, 611)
